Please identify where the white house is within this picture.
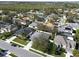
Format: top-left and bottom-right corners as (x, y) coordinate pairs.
(0, 22), (17, 33)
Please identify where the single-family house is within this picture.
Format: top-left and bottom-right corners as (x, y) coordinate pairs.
(30, 30), (52, 41)
(54, 35), (67, 49)
(29, 21), (54, 33)
(14, 27), (35, 38)
(29, 21), (39, 29)
(0, 21), (17, 33)
(58, 23), (79, 37)
(54, 35), (76, 50)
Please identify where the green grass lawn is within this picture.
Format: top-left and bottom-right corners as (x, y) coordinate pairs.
(13, 37), (29, 45)
(9, 53), (17, 57)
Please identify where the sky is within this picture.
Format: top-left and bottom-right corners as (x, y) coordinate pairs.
(0, 0), (79, 2)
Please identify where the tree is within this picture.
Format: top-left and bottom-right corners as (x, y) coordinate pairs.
(74, 29), (79, 50)
(75, 29), (79, 43)
(47, 42), (57, 55)
(73, 49), (79, 57)
(51, 27), (58, 40)
(47, 42), (65, 56)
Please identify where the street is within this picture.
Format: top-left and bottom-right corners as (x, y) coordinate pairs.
(0, 40), (41, 57)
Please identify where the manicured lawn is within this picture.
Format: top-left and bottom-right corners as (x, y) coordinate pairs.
(13, 37), (29, 45)
(9, 53), (17, 57)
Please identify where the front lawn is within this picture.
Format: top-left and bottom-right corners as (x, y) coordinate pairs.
(13, 37), (29, 45)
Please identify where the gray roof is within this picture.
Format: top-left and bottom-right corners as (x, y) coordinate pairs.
(24, 27), (36, 35)
(67, 23), (79, 29)
(54, 35), (66, 48)
(29, 22), (38, 27)
(14, 27), (35, 36)
(30, 31), (51, 41)
(29, 21), (40, 27)
(0, 21), (10, 28)
(58, 23), (79, 33)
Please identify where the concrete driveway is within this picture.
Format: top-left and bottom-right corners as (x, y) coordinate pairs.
(0, 40), (41, 57)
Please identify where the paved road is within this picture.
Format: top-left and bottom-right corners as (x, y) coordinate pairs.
(0, 40), (41, 57)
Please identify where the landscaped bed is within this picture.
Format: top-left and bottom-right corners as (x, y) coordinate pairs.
(9, 53), (17, 57)
(0, 32), (13, 40)
(10, 42), (24, 48)
(13, 37), (29, 45)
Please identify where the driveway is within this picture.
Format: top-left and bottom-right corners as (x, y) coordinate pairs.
(0, 40), (41, 57)
(23, 41), (33, 50)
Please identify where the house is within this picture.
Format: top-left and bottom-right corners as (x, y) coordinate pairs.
(14, 27), (35, 38)
(54, 35), (67, 49)
(0, 21), (18, 33)
(17, 13), (23, 17)
(58, 15), (67, 27)
(45, 13), (56, 23)
(23, 27), (36, 38)
(54, 35), (76, 50)
(30, 30), (52, 41)
(66, 38), (76, 50)
(29, 21), (54, 33)
(29, 21), (39, 29)
(9, 24), (18, 32)
(35, 15), (46, 22)
(13, 17), (32, 26)
(58, 23), (79, 37)
(67, 23), (79, 30)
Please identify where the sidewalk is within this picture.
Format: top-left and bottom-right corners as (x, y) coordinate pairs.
(30, 48), (54, 57)
(23, 41), (33, 50)
(5, 36), (17, 43)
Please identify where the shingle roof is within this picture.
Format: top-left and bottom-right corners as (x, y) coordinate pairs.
(54, 35), (66, 48)
(30, 31), (51, 41)
(0, 21), (10, 28)
(58, 23), (79, 33)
